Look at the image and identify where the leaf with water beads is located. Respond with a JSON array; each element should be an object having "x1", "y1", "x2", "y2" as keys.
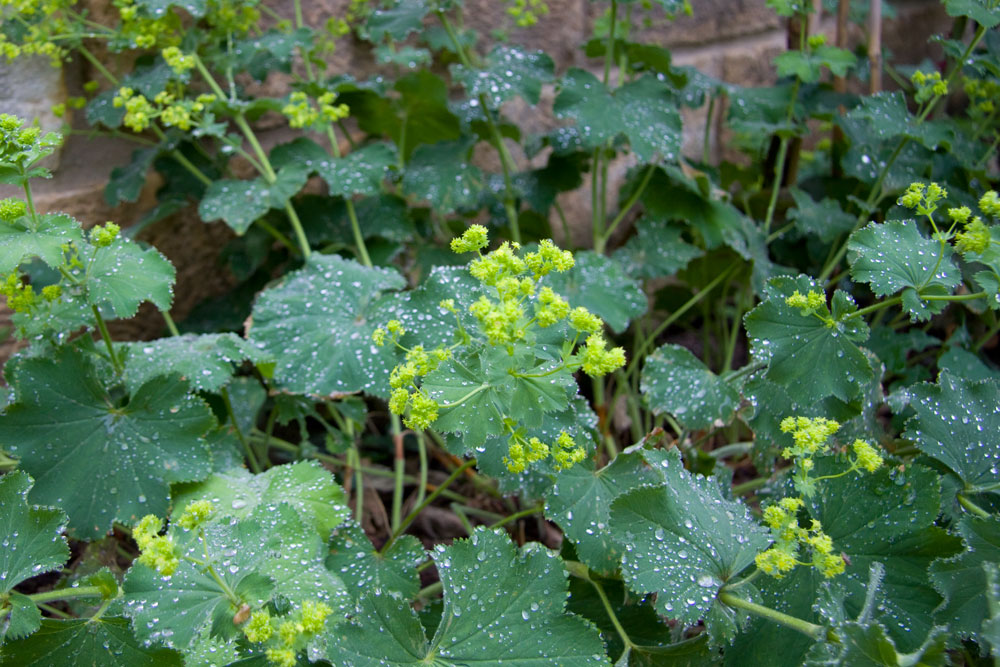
[
  {"x1": 744, "y1": 274, "x2": 872, "y2": 404},
  {"x1": 546, "y1": 450, "x2": 661, "y2": 574},
  {"x1": 325, "y1": 520, "x2": 424, "y2": 603},
  {"x1": 610, "y1": 449, "x2": 771, "y2": 630},
  {"x1": 944, "y1": 0, "x2": 1000, "y2": 28},
  {"x1": 246, "y1": 253, "x2": 406, "y2": 398},
  {"x1": 641, "y1": 343, "x2": 739, "y2": 431},
  {"x1": 77, "y1": 235, "x2": 176, "y2": 319},
  {"x1": 316, "y1": 143, "x2": 397, "y2": 198},
  {"x1": 930, "y1": 516, "x2": 1000, "y2": 641},
  {"x1": 401, "y1": 139, "x2": 483, "y2": 213},
  {"x1": 198, "y1": 165, "x2": 308, "y2": 235},
  {"x1": 170, "y1": 460, "x2": 350, "y2": 541},
  {"x1": 803, "y1": 622, "x2": 949, "y2": 667},
  {"x1": 124, "y1": 503, "x2": 349, "y2": 653},
  {"x1": 544, "y1": 251, "x2": 647, "y2": 334},
  {"x1": 847, "y1": 220, "x2": 960, "y2": 322},
  {"x1": 365, "y1": 0, "x2": 429, "y2": 41},
  {"x1": 787, "y1": 189, "x2": 856, "y2": 244},
  {"x1": 902, "y1": 373, "x2": 1000, "y2": 492},
  {"x1": 0, "y1": 617, "x2": 183, "y2": 666},
  {"x1": 0, "y1": 345, "x2": 215, "y2": 540},
  {"x1": 122, "y1": 333, "x2": 267, "y2": 394},
  {"x1": 0, "y1": 212, "x2": 83, "y2": 274},
  {"x1": 133, "y1": 0, "x2": 207, "y2": 18},
  {"x1": 326, "y1": 527, "x2": 608, "y2": 665},
  {"x1": 452, "y1": 46, "x2": 554, "y2": 108},
  {"x1": 613, "y1": 216, "x2": 704, "y2": 279},
  {"x1": 0, "y1": 472, "x2": 69, "y2": 622}
]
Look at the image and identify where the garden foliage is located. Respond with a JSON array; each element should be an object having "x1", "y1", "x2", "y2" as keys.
[{"x1": 0, "y1": 0, "x2": 999, "y2": 664}]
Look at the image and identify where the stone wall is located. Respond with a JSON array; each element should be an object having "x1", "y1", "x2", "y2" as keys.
[{"x1": 0, "y1": 0, "x2": 947, "y2": 356}]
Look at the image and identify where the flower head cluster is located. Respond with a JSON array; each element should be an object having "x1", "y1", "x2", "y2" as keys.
[
  {"x1": 578, "y1": 332, "x2": 626, "y2": 377},
  {"x1": 755, "y1": 497, "x2": 845, "y2": 579},
  {"x1": 964, "y1": 78, "x2": 1000, "y2": 118},
  {"x1": 374, "y1": 320, "x2": 451, "y2": 430},
  {"x1": 898, "y1": 181, "x2": 947, "y2": 216},
  {"x1": 851, "y1": 438, "x2": 884, "y2": 472},
  {"x1": 911, "y1": 70, "x2": 947, "y2": 104},
  {"x1": 133, "y1": 514, "x2": 180, "y2": 576},
  {"x1": 0, "y1": 113, "x2": 61, "y2": 167},
  {"x1": 176, "y1": 499, "x2": 214, "y2": 530},
  {"x1": 779, "y1": 415, "x2": 840, "y2": 460},
  {"x1": 952, "y1": 190, "x2": 998, "y2": 256},
  {"x1": 281, "y1": 91, "x2": 350, "y2": 129},
  {"x1": 162, "y1": 46, "x2": 195, "y2": 76},
  {"x1": 241, "y1": 600, "x2": 334, "y2": 667},
  {"x1": 0, "y1": 271, "x2": 61, "y2": 314},
  {"x1": 113, "y1": 87, "x2": 216, "y2": 133},
  {"x1": 503, "y1": 429, "x2": 585, "y2": 473},
  {"x1": 506, "y1": 0, "x2": 549, "y2": 27},
  {"x1": 90, "y1": 222, "x2": 121, "y2": 248},
  {"x1": 114, "y1": 0, "x2": 183, "y2": 49},
  {"x1": 785, "y1": 289, "x2": 824, "y2": 314},
  {"x1": 0, "y1": 198, "x2": 27, "y2": 223},
  {"x1": 0, "y1": 0, "x2": 76, "y2": 65}
]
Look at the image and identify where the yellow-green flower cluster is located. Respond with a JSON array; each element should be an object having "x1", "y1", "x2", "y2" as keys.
[
  {"x1": 911, "y1": 70, "x2": 947, "y2": 104},
  {"x1": 281, "y1": 91, "x2": 350, "y2": 129},
  {"x1": 375, "y1": 320, "x2": 450, "y2": 430},
  {"x1": 506, "y1": 0, "x2": 549, "y2": 27},
  {"x1": 113, "y1": 87, "x2": 216, "y2": 133},
  {"x1": 241, "y1": 600, "x2": 334, "y2": 667},
  {"x1": 851, "y1": 438, "x2": 883, "y2": 472},
  {"x1": 205, "y1": 0, "x2": 261, "y2": 36},
  {"x1": 536, "y1": 287, "x2": 570, "y2": 327},
  {"x1": 133, "y1": 514, "x2": 180, "y2": 576},
  {"x1": 90, "y1": 222, "x2": 120, "y2": 248},
  {"x1": 952, "y1": 190, "x2": 999, "y2": 256},
  {"x1": 755, "y1": 497, "x2": 845, "y2": 579},
  {"x1": 1, "y1": 273, "x2": 36, "y2": 314},
  {"x1": 113, "y1": 88, "x2": 155, "y2": 132},
  {"x1": 51, "y1": 96, "x2": 86, "y2": 119},
  {"x1": 503, "y1": 430, "x2": 584, "y2": 473},
  {"x1": 0, "y1": 0, "x2": 76, "y2": 66},
  {"x1": 0, "y1": 198, "x2": 26, "y2": 222},
  {"x1": 162, "y1": 46, "x2": 195, "y2": 76},
  {"x1": 779, "y1": 415, "x2": 840, "y2": 461},
  {"x1": 898, "y1": 181, "x2": 947, "y2": 216},
  {"x1": 964, "y1": 78, "x2": 1000, "y2": 117},
  {"x1": 578, "y1": 332, "x2": 626, "y2": 377},
  {"x1": 0, "y1": 113, "x2": 61, "y2": 166},
  {"x1": 114, "y1": 0, "x2": 183, "y2": 49},
  {"x1": 450, "y1": 224, "x2": 489, "y2": 253},
  {"x1": 784, "y1": 289, "x2": 824, "y2": 315},
  {"x1": 176, "y1": 499, "x2": 214, "y2": 530}
]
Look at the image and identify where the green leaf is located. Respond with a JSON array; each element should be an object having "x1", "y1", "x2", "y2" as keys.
[
  {"x1": 326, "y1": 520, "x2": 424, "y2": 602},
  {"x1": 930, "y1": 516, "x2": 1000, "y2": 640},
  {"x1": 366, "y1": 0, "x2": 429, "y2": 40},
  {"x1": 247, "y1": 253, "x2": 406, "y2": 397},
  {"x1": 401, "y1": 139, "x2": 483, "y2": 213},
  {"x1": 134, "y1": 0, "x2": 207, "y2": 17},
  {"x1": 610, "y1": 449, "x2": 771, "y2": 630},
  {"x1": 0, "y1": 617, "x2": 183, "y2": 666},
  {"x1": 806, "y1": 622, "x2": 949, "y2": 667},
  {"x1": 3, "y1": 592, "x2": 41, "y2": 641},
  {"x1": 452, "y1": 46, "x2": 554, "y2": 107},
  {"x1": 902, "y1": 373, "x2": 1000, "y2": 492},
  {"x1": 420, "y1": 351, "x2": 507, "y2": 449},
  {"x1": 317, "y1": 143, "x2": 396, "y2": 198},
  {"x1": 0, "y1": 212, "x2": 83, "y2": 274},
  {"x1": 81, "y1": 237, "x2": 175, "y2": 319},
  {"x1": 788, "y1": 189, "x2": 856, "y2": 243},
  {"x1": 613, "y1": 216, "x2": 703, "y2": 279},
  {"x1": 169, "y1": 460, "x2": 350, "y2": 541},
  {"x1": 122, "y1": 333, "x2": 266, "y2": 394},
  {"x1": 198, "y1": 178, "x2": 271, "y2": 234},
  {"x1": 0, "y1": 346, "x2": 215, "y2": 539},
  {"x1": 326, "y1": 528, "x2": 608, "y2": 665},
  {"x1": 983, "y1": 562, "x2": 1000, "y2": 653},
  {"x1": 641, "y1": 344, "x2": 739, "y2": 430},
  {"x1": 545, "y1": 451, "x2": 661, "y2": 573},
  {"x1": 544, "y1": 251, "x2": 647, "y2": 334},
  {"x1": 0, "y1": 471, "x2": 69, "y2": 596},
  {"x1": 774, "y1": 51, "x2": 821, "y2": 83},
  {"x1": 807, "y1": 463, "x2": 960, "y2": 651},
  {"x1": 124, "y1": 503, "x2": 348, "y2": 652},
  {"x1": 944, "y1": 0, "x2": 1000, "y2": 27},
  {"x1": 554, "y1": 70, "x2": 681, "y2": 161},
  {"x1": 847, "y1": 220, "x2": 959, "y2": 321},
  {"x1": 105, "y1": 148, "x2": 158, "y2": 206},
  {"x1": 744, "y1": 275, "x2": 872, "y2": 403}
]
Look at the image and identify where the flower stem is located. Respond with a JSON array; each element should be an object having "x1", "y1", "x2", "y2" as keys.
[
  {"x1": 718, "y1": 588, "x2": 834, "y2": 642},
  {"x1": 381, "y1": 458, "x2": 476, "y2": 554},
  {"x1": 91, "y1": 305, "x2": 123, "y2": 375},
  {"x1": 27, "y1": 585, "x2": 106, "y2": 605},
  {"x1": 957, "y1": 492, "x2": 991, "y2": 519}
]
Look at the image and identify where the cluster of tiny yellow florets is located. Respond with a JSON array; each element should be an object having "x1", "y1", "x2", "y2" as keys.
[
  {"x1": 952, "y1": 190, "x2": 999, "y2": 256},
  {"x1": 778, "y1": 415, "x2": 884, "y2": 499},
  {"x1": 113, "y1": 86, "x2": 217, "y2": 133},
  {"x1": 176, "y1": 499, "x2": 214, "y2": 530},
  {"x1": 0, "y1": 0, "x2": 77, "y2": 65},
  {"x1": 113, "y1": 0, "x2": 183, "y2": 49},
  {"x1": 90, "y1": 221, "x2": 121, "y2": 248},
  {"x1": 241, "y1": 600, "x2": 334, "y2": 667},
  {"x1": 964, "y1": 78, "x2": 1000, "y2": 118},
  {"x1": 0, "y1": 113, "x2": 61, "y2": 166},
  {"x1": 51, "y1": 96, "x2": 87, "y2": 119},
  {"x1": 162, "y1": 46, "x2": 195, "y2": 76},
  {"x1": 784, "y1": 289, "x2": 825, "y2": 314},
  {"x1": 911, "y1": 70, "x2": 948, "y2": 104},
  {"x1": 0, "y1": 198, "x2": 27, "y2": 223},
  {"x1": 374, "y1": 319, "x2": 451, "y2": 431},
  {"x1": 898, "y1": 181, "x2": 947, "y2": 217},
  {"x1": 506, "y1": 0, "x2": 549, "y2": 27},
  {"x1": 503, "y1": 430, "x2": 585, "y2": 473},
  {"x1": 281, "y1": 91, "x2": 350, "y2": 130},
  {"x1": 0, "y1": 272, "x2": 61, "y2": 314},
  {"x1": 133, "y1": 514, "x2": 180, "y2": 576},
  {"x1": 755, "y1": 497, "x2": 846, "y2": 579}
]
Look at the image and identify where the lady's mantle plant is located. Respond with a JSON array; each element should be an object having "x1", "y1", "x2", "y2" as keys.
[{"x1": 0, "y1": 0, "x2": 999, "y2": 665}]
